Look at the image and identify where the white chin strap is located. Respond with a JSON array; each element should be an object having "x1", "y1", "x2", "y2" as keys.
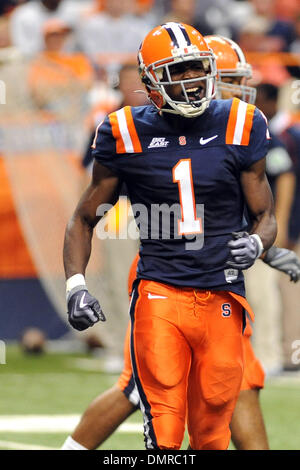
[{"x1": 168, "y1": 100, "x2": 210, "y2": 118}]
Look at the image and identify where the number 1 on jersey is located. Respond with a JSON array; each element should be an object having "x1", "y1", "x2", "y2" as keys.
[{"x1": 173, "y1": 159, "x2": 202, "y2": 235}]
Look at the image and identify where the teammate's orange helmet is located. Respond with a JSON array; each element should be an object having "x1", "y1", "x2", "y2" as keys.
[
  {"x1": 204, "y1": 35, "x2": 256, "y2": 104},
  {"x1": 138, "y1": 22, "x2": 217, "y2": 118}
]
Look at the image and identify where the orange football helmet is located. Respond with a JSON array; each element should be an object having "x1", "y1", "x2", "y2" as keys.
[
  {"x1": 138, "y1": 22, "x2": 217, "y2": 118},
  {"x1": 204, "y1": 35, "x2": 256, "y2": 104}
]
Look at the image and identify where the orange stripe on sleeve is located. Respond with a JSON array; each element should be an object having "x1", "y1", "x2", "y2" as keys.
[
  {"x1": 109, "y1": 111, "x2": 126, "y2": 154},
  {"x1": 241, "y1": 104, "x2": 255, "y2": 146},
  {"x1": 123, "y1": 106, "x2": 142, "y2": 153},
  {"x1": 91, "y1": 120, "x2": 103, "y2": 149},
  {"x1": 225, "y1": 98, "x2": 240, "y2": 145}
]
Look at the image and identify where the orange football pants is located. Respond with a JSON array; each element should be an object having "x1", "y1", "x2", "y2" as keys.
[
  {"x1": 120, "y1": 253, "x2": 264, "y2": 394},
  {"x1": 118, "y1": 317, "x2": 265, "y2": 399},
  {"x1": 240, "y1": 320, "x2": 265, "y2": 390},
  {"x1": 128, "y1": 279, "x2": 245, "y2": 450}
]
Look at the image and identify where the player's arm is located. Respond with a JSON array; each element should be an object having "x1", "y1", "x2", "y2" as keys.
[
  {"x1": 227, "y1": 158, "x2": 277, "y2": 270},
  {"x1": 241, "y1": 157, "x2": 277, "y2": 248},
  {"x1": 63, "y1": 161, "x2": 121, "y2": 330}
]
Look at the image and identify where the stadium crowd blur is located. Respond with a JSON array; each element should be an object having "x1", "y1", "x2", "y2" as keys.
[{"x1": 0, "y1": 0, "x2": 299, "y2": 373}]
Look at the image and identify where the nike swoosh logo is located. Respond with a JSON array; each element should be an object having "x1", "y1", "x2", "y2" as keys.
[
  {"x1": 79, "y1": 292, "x2": 88, "y2": 308},
  {"x1": 199, "y1": 135, "x2": 218, "y2": 145},
  {"x1": 147, "y1": 293, "x2": 167, "y2": 300}
]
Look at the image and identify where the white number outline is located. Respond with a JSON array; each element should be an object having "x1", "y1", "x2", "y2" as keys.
[{"x1": 173, "y1": 159, "x2": 203, "y2": 236}]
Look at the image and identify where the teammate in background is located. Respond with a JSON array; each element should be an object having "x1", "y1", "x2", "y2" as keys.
[
  {"x1": 255, "y1": 83, "x2": 300, "y2": 250},
  {"x1": 246, "y1": 83, "x2": 296, "y2": 375},
  {"x1": 62, "y1": 33, "x2": 300, "y2": 451},
  {"x1": 255, "y1": 82, "x2": 300, "y2": 372},
  {"x1": 63, "y1": 22, "x2": 277, "y2": 450}
]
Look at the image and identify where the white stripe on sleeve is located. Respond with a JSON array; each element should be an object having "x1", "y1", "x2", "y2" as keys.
[
  {"x1": 233, "y1": 100, "x2": 248, "y2": 145},
  {"x1": 116, "y1": 108, "x2": 134, "y2": 153}
]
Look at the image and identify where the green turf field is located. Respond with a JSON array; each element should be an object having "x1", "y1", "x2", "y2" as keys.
[{"x1": 0, "y1": 345, "x2": 299, "y2": 450}]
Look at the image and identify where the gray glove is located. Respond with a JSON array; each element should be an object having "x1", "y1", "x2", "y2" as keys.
[
  {"x1": 227, "y1": 231, "x2": 261, "y2": 270},
  {"x1": 263, "y1": 246, "x2": 300, "y2": 283},
  {"x1": 67, "y1": 286, "x2": 106, "y2": 331}
]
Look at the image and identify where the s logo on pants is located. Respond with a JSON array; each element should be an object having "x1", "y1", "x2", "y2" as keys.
[{"x1": 221, "y1": 303, "x2": 231, "y2": 317}]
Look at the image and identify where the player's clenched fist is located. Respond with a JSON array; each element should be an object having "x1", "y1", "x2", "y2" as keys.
[
  {"x1": 66, "y1": 276, "x2": 106, "y2": 331},
  {"x1": 263, "y1": 246, "x2": 300, "y2": 283},
  {"x1": 227, "y1": 231, "x2": 264, "y2": 270}
]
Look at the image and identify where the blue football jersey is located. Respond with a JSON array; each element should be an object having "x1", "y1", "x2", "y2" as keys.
[{"x1": 92, "y1": 98, "x2": 270, "y2": 296}]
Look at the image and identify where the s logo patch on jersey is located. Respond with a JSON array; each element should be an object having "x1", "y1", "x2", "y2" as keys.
[
  {"x1": 222, "y1": 303, "x2": 231, "y2": 317},
  {"x1": 179, "y1": 136, "x2": 186, "y2": 146}
]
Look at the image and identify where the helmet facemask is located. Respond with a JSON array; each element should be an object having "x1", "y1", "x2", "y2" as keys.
[
  {"x1": 139, "y1": 48, "x2": 217, "y2": 118},
  {"x1": 215, "y1": 56, "x2": 256, "y2": 104}
]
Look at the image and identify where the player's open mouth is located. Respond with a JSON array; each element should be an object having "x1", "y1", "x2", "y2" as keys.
[{"x1": 185, "y1": 86, "x2": 205, "y2": 101}]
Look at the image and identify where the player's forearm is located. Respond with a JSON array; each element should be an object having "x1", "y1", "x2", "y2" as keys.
[
  {"x1": 63, "y1": 213, "x2": 94, "y2": 279},
  {"x1": 64, "y1": 200, "x2": 107, "y2": 331},
  {"x1": 63, "y1": 161, "x2": 120, "y2": 280},
  {"x1": 249, "y1": 210, "x2": 277, "y2": 252},
  {"x1": 241, "y1": 159, "x2": 277, "y2": 252}
]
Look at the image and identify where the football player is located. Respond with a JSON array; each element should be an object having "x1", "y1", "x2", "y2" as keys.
[
  {"x1": 63, "y1": 23, "x2": 278, "y2": 450},
  {"x1": 62, "y1": 31, "x2": 300, "y2": 451}
]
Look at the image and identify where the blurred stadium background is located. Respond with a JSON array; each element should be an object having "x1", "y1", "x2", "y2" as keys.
[{"x1": 0, "y1": 0, "x2": 299, "y2": 450}]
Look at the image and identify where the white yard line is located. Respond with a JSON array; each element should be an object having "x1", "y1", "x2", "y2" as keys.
[
  {"x1": 0, "y1": 440, "x2": 56, "y2": 450},
  {"x1": 0, "y1": 415, "x2": 143, "y2": 433}
]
